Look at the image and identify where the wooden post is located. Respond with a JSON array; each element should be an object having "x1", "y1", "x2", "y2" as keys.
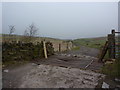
[
  {"x1": 112, "y1": 30, "x2": 115, "y2": 59},
  {"x1": 43, "y1": 40, "x2": 48, "y2": 59},
  {"x1": 59, "y1": 43, "x2": 61, "y2": 52},
  {"x1": 66, "y1": 42, "x2": 69, "y2": 50},
  {"x1": 108, "y1": 34, "x2": 112, "y2": 58},
  {"x1": 112, "y1": 29, "x2": 115, "y2": 35},
  {"x1": 118, "y1": 33, "x2": 120, "y2": 59},
  {"x1": 71, "y1": 41, "x2": 73, "y2": 48},
  {"x1": 98, "y1": 41, "x2": 109, "y2": 62},
  {"x1": 108, "y1": 33, "x2": 115, "y2": 59},
  {"x1": 115, "y1": 31, "x2": 120, "y2": 59}
]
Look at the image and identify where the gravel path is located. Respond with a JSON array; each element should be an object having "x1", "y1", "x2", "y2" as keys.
[
  {"x1": 3, "y1": 63, "x2": 36, "y2": 88},
  {"x1": 19, "y1": 64, "x2": 105, "y2": 88}
]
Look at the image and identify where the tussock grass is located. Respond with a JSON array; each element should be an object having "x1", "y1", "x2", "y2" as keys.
[
  {"x1": 101, "y1": 59, "x2": 120, "y2": 78},
  {"x1": 71, "y1": 46, "x2": 80, "y2": 51}
]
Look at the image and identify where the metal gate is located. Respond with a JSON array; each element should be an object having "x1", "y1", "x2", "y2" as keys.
[
  {"x1": 99, "y1": 30, "x2": 120, "y2": 62},
  {"x1": 115, "y1": 31, "x2": 120, "y2": 59}
]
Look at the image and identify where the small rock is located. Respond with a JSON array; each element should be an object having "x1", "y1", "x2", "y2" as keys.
[
  {"x1": 82, "y1": 81, "x2": 85, "y2": 84},
  {"x1": 4, "y1": 69, "x2": 9, "y2": 73},
  {"x1": 115, "y1": 78, "x2": 120, "y2": 82},
  {"x1": 63, "y1": 54, "x2": 67, "y2": 56},
  {"x1": 105, "y1": 61, "x2": 113, "y2": 64},
  {"x1": 73, "y1": 55, "x2": 77, "y2": 57},
  {"x1": 2, "y1": 65, "x2": 5, "y2": 68},
  {"x1": 114, "y1": 88, "x2": 119, "y2": 90},
  {"x1": 116, "y1": 85, "x2": 120, "y2": 88},
  {"x1": 32, "y1": 63, "x2": 37, "y2": 66},
  {"x1": 112, "y1": 59, "x2": 116, "y2": 62},
  {"x1": 60, "y1": 54, "x2": 64, "y2": 56},
  {"x1": 102, "y1": 82, "x2": 109, "y2": 88},
  {"x1": 83, "y1": 55, "x2": 86, "y2": 58},
  {"x1": 67, "y1": 54, "x2": 71, "y2": 57},
  {"x1": 78, "y1": 58, "x2": 82, "y2": 59}
]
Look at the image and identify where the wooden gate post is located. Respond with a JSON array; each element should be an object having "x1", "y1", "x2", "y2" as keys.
[
  {"x1": 108, "y1": 30, "x2": 115, "y2": 59},
  {"x1": 43, "y1": 40, "x2": 48, "y2": 59},
  {"x1": 108, "y1": 34, "x2": 112, "y2": 59},
  {"x1": 111, "y1": 30, "x2": 115, "y2": 59}
]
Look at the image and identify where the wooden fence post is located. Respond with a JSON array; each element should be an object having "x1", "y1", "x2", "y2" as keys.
[
  {"x1": 108, "y1": 34, "x2": 115, "y2": 59},
  {"x1": 66, "y1": 42, "x2": 69, "y2": 50},
  {"x1": 59, "y1": 43, "x2": 61, "y2": 52},
  {"x1": 43, "y1": 40, "x2": 48, "y2": 59}
]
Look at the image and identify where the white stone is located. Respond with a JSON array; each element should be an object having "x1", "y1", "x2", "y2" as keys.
[
  {"x1": 102, "y1": 82, "x2": 109, "y2": 88},
  {"x1": 4, "y1": 69, "x2": 9, "y2": 73},
  {"x1": 31, "y1": 63, "x2": 37, "y2": 66},
  {"x1": 115, "y1": 78, "x2": 120, "y2": 82},
  {"x1": 67, "y1": 54, "x2": 71, "y2": 57}
]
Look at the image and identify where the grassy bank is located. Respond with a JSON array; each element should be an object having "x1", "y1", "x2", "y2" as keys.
[
  {"x1": 101, "y1": 59, "x2": 120, "y2": 78},
  {"x1": 3, "y1": 60, "x2": 29, "y2": 68}
]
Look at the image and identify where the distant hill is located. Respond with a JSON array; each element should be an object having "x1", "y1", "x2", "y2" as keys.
[{"x1": 2, "y1": 34, "x2": 65, "y2": 43}]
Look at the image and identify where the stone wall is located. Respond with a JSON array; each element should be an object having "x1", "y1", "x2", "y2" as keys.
[{"x1": 2, "y1": 41, "x2": 54, "y2": 62}]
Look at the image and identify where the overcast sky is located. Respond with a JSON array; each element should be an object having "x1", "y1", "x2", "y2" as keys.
[{"x1": 2, "y1": 2, "x2": 118, "y2": 39}]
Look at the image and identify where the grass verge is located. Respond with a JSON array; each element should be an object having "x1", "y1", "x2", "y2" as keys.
[
  {"x1": 2, "y1": 60, "x2": 30, "y2": 68},
  {"x1": 101, "y1": 59, "x2": 120, "y2": 78},
  {"x1": 71, "y1": 46, "x2": 80, "y2": 51}
]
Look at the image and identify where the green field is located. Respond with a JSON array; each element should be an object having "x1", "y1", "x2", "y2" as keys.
[
  {"x1": 73, "y1": 37, "x2": 107, "y2": 49},
  {"x1": 73, "y1": 37, "x2": 110, "y2": 59}
]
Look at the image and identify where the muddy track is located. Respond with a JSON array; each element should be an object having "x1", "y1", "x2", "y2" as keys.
[
  {"x1": 35, "y1": 46, "x2": 103, "y2": 71},
  {"x1": 66, "y1": 46, "x2": 100, "y2": 57},
  {"x1": 19, "y1": 64, "x2": 105, "y2": 88},
  {"x1": 2, "y1": 46, "x2": 104, "y2": 88}
]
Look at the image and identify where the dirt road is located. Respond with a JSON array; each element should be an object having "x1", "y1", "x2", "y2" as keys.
[
  {"x1": 2, "y1": 46, "x2": 104, "y2": 88},
  {"x1": 67, "y1": 46, "x2": 99, "y2": 57},
  {"x1": 3, "y1": 63, "x2": 36, "y2": 88},
  {"x1": 35, "y1": 46, "x2": 103, "y2": 71},
  {"x1": 20, "y1": 64, "x2": 104, "y2": 88}
]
